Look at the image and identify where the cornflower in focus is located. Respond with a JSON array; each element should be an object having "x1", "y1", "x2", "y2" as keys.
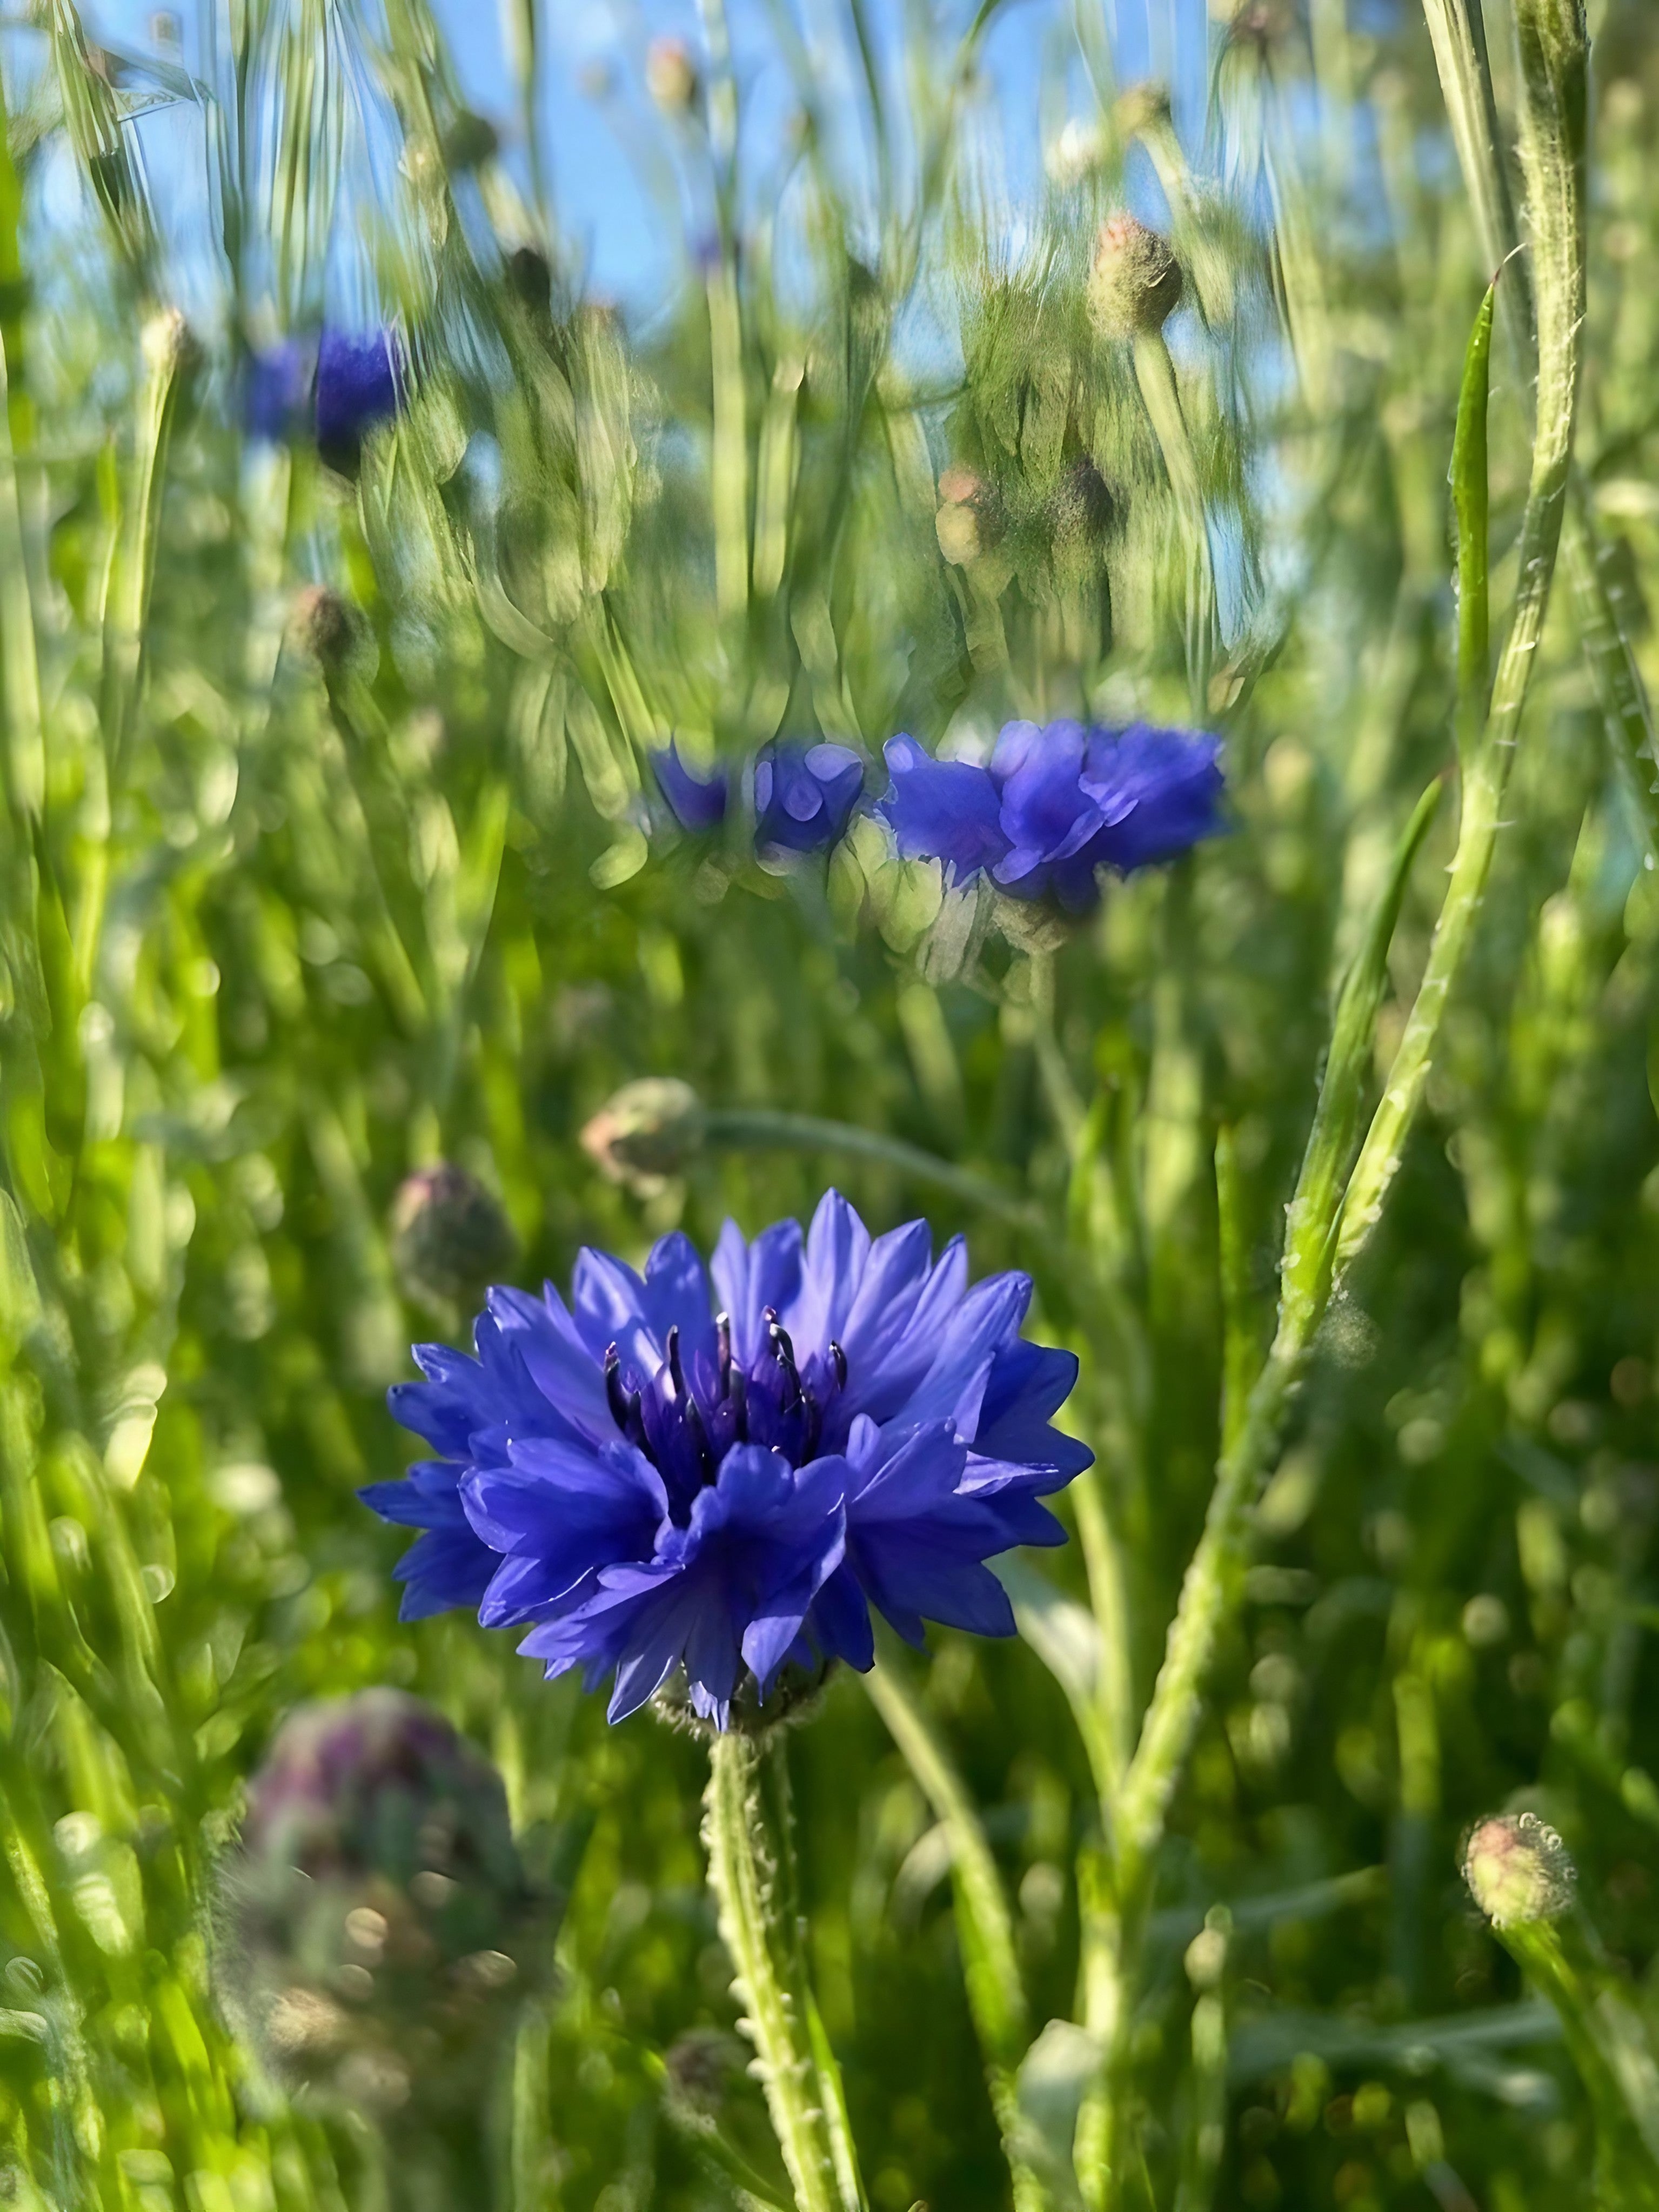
[
  {"x1": 363, "y1": 1194, "x2": 1090, "y2": 1726},
  {"x1": 879, "y1": 719, "x2": 1223, "y2": 913}
]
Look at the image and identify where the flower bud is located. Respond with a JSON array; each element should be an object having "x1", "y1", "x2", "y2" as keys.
[
  {"x1": 935, "y1": 466, "x2": 1004, "y2": 568},
  {"x1": 389, "y1": 1164, "x2": 517, "y2": 1313},
  {"x1": 217, "y1": 1691, "x2": 543, "y2": 2114},
  {"x1": 663, "y1": 2027, "x2": 746, "y2": 2119},
  {"x1": 580, "y1": 1078, "x2": 704, "y2": 1193},
  {"x1": 645, "y1": 36, "x2": 700, "y2": 113},
  {"x1": 1113, "y1": 81, "x2": 1172, "y2": 140},
  {"x1": 441, "y1": 110, "x2": 499, "y2": 173},
  {"x1": 1047, "y1": 457, "x2": 1115, "y2": 555},
  {"x1": 142, "y1": 305, "x2": 202, "y2": 382},
  {"x1": 1462, "y1": 1812, "x2": 1576, "y2": 1928},
  {"x1": 291, "y1": 584, "x2": 360, "y2": 672},
  {"x1": 1088, "y1": 214, "x2": 1183, "y2": 340}
]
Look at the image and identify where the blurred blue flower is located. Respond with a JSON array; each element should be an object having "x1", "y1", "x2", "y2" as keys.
[
  {"x1": 364, "y1": 1194, "x2": 1090, "y2": 1726},
  {"x1": 753, "y1": 741, "x2": 865, "y2": 855},
  {"x1": 315, "y1": 329, "x2": 406, "y2": 459},
  {"x1": 245, "y1": 340, "x2": 312, "y2": 444},
  {"x1": 878, "y1": 719, "x2": 1223, "y2": 913},
  {"x1": 653, "y1": 740, "x2": 730, "y2": 832}
]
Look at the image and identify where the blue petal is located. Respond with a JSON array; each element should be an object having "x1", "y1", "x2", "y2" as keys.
[
  {"x1": 315, "y1": 329, "x2": 404, "y2": 453},
  {"x1": 653, "y1": 740, "x2": 730, "y2": 832},
  {"x1": 1080, "y1": 726, "x2": 1224, "y2": 872},
  {"x1": 712, "y1": 1216, "x2": 804, "y2": 1366},
  {"x1": 643, "y1": 1232, "x2": 717, "y2": 1362},
  {"x1": 875, "y1": 736, "x2": 1008, "y2": 883},
  {"x1": 787, "y1": 1190, "x2": 872, "y2": 1358},
  {"x1": 889, "y1": 1271, "x2": 1033, "y2": 1432}
]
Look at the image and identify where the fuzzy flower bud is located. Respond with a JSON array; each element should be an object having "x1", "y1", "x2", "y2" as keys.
[
  {"x1": 1088, "y1": 214, "x2": 1183, "y2": 340},
  {"x1": 580, "y1": 1077, "x2": 705, "y2": 1192},
  {"x1": 389, "y1": 1164, "x2": 517, "y2": 1313},
  {"x1": 217, "y1": 1691, "x2": 542, "y2": 2113},
  {"x1": 645, "y1": 36, "x2": 700, "y2": 113},
  {"x1": 1463, "y1": 1812, "x2": 1576, "y2": 1928}
]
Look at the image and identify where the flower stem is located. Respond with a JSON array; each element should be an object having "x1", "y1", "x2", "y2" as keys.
[
  {"x1": 697, "y1": 1108, "x2": 1040, "y2": 1228},
  {"x1": 703, "y1": 1731, "x2": 854, "y2": 2212}
]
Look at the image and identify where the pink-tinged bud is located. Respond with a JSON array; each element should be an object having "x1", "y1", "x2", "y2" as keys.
[
  {"x1": 935, "y1": 467, "x2": 1004, "y2": 567},
  {"x1": 645, "y1": 36, "x2": 699, "y2": 113},
  {"x1": 1088, "y1": 214, "x2": 1183, "y2": 339},
  {"x1": 1462, "y1": 1812, "x2": 1576, "y2": 1928},
  {"x1": 580, "y1": 1077, "x2": 704, "y2": 1192}
]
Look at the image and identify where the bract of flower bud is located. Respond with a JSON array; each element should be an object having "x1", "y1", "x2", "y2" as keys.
[
  {"x1": 645, "y1": 36, "x2": 700, "y2": 113},
  {"x1": 441, "y1": 110, "x2": 499, "y2": 172},
  {"x1": 1462, "y1": 1811, "x2": 1576, "y2": 1928},
  {"x1": 580, "y1": 1076, "x2": 705, "y2": 1192},
  {"x1": 1088, "y1": 214, "x2": 1184, "y2": 340},
  {"x1": 217, "y1": 1691, "x2": 543, "y2": 2113},
  {"x1": 389, "y1": 1164, "x2": 517, "y2": 1313}
]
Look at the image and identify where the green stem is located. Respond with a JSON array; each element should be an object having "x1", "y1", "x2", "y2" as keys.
[
  {"x1": 697, "y1": 1110, "x2": 1040, "y2": 1228},
  {"x1": 862, "y1": 1647, "x2": 1044, "y2": 2212},
  {"x1": 1495, "y1": 1916, "x2": 1659, "y2": 2204},
  {"x1": 703, "y1": 1732, "x2": 851, "y2": 2212}
]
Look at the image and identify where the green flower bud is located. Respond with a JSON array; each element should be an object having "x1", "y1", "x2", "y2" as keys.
[
  {"x1": 389, "y1": 1164, "x2": 517, "y2": 1314},
  {"x1": 1088, "y1": 214, "x2": 1184, "y2": 340},
  {"x1": 217, "y1": 1691, "x2": 544, "y2": 2115},
  {"x1": 1462, "y1": 1812, "x2": 1576, "y2": 1928},
  {"x1": 580, "y1": 1077, "x2": 705, "y2": 1194},
  {"x1": 935, "y1": 466, "x2": 1005, "y2": 568}
]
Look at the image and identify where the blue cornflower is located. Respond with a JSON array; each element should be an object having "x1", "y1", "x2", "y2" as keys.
[
  {"x1": 753, "y1": 741, "x2": 865, "y2": 856},
  {"x1": 315, "y1": 329, "x2": 406, "y2": 462},
  {"x1": 363, "y1": 1193, "x2": 1092, "y2": 1727},
  {"x1": 653, "y1": 740, "x2": 731, "y2": 832},
  {"x1": 245, "y1": 339, "x2": 312, "y2": 444},
  {"x1": 879, "y1": 719, "x2": 1223, "y2": 913}
]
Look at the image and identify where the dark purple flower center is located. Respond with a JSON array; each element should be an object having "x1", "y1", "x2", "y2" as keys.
[{"x1": 603, "y1": 1308, "x2": 848, "y2": 1523}]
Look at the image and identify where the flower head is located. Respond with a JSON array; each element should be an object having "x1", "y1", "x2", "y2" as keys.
[
  {"x1": 878, "y1": 720, "x2": 1222, "y2": 915},
  {"x1": 753, "y1": 741, "x2": 865, "y2": 856},
  {"x1": 364, "y1": 1194, "x2": 1091, "y2": 1727},
  {"x1": 316, "y1": 329, "x2": 406, "y2": 466},
  {"x1": 1088, "y1": 214, "x2": 1183, "y2": 339},
  {"x1": 653, "y1": 740, "x2": 731, "y2": 832}
]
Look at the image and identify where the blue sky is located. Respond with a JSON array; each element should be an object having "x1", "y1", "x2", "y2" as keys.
[{"x1": 71, "y1": 0, "x2": 1222, "y2": 320}]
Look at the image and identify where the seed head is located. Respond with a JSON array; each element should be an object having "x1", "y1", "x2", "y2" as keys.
[
  {"x1": 1088, "y1": 214, "x2": 1183, "y2": 339},
  {"x1": 580, "y1": 1077, "x2": 704, "y2": 1193},
  {"x1": 1462, "y1": 1812, "x2": 1576, "y2": 1928}
]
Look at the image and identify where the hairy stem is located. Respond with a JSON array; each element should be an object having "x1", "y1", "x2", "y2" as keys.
[{"x1": 703, "y1": 1732, "x2": 849, "y2": 2212}]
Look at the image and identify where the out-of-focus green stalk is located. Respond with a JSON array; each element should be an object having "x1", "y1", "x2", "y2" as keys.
[
  {"x1": 703, "y1": 1732, "x2": 857, "y2": 2212},
  {"x1": 1420, "y1": 0, "x2": 1659, "y2": 860},
  {"x1": 864, "y1": 1646, "x2": 1043, "y2": 2212},
  {"x1": 1337, "y1": 0, "x2": 1585, "y2": 1276}
]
